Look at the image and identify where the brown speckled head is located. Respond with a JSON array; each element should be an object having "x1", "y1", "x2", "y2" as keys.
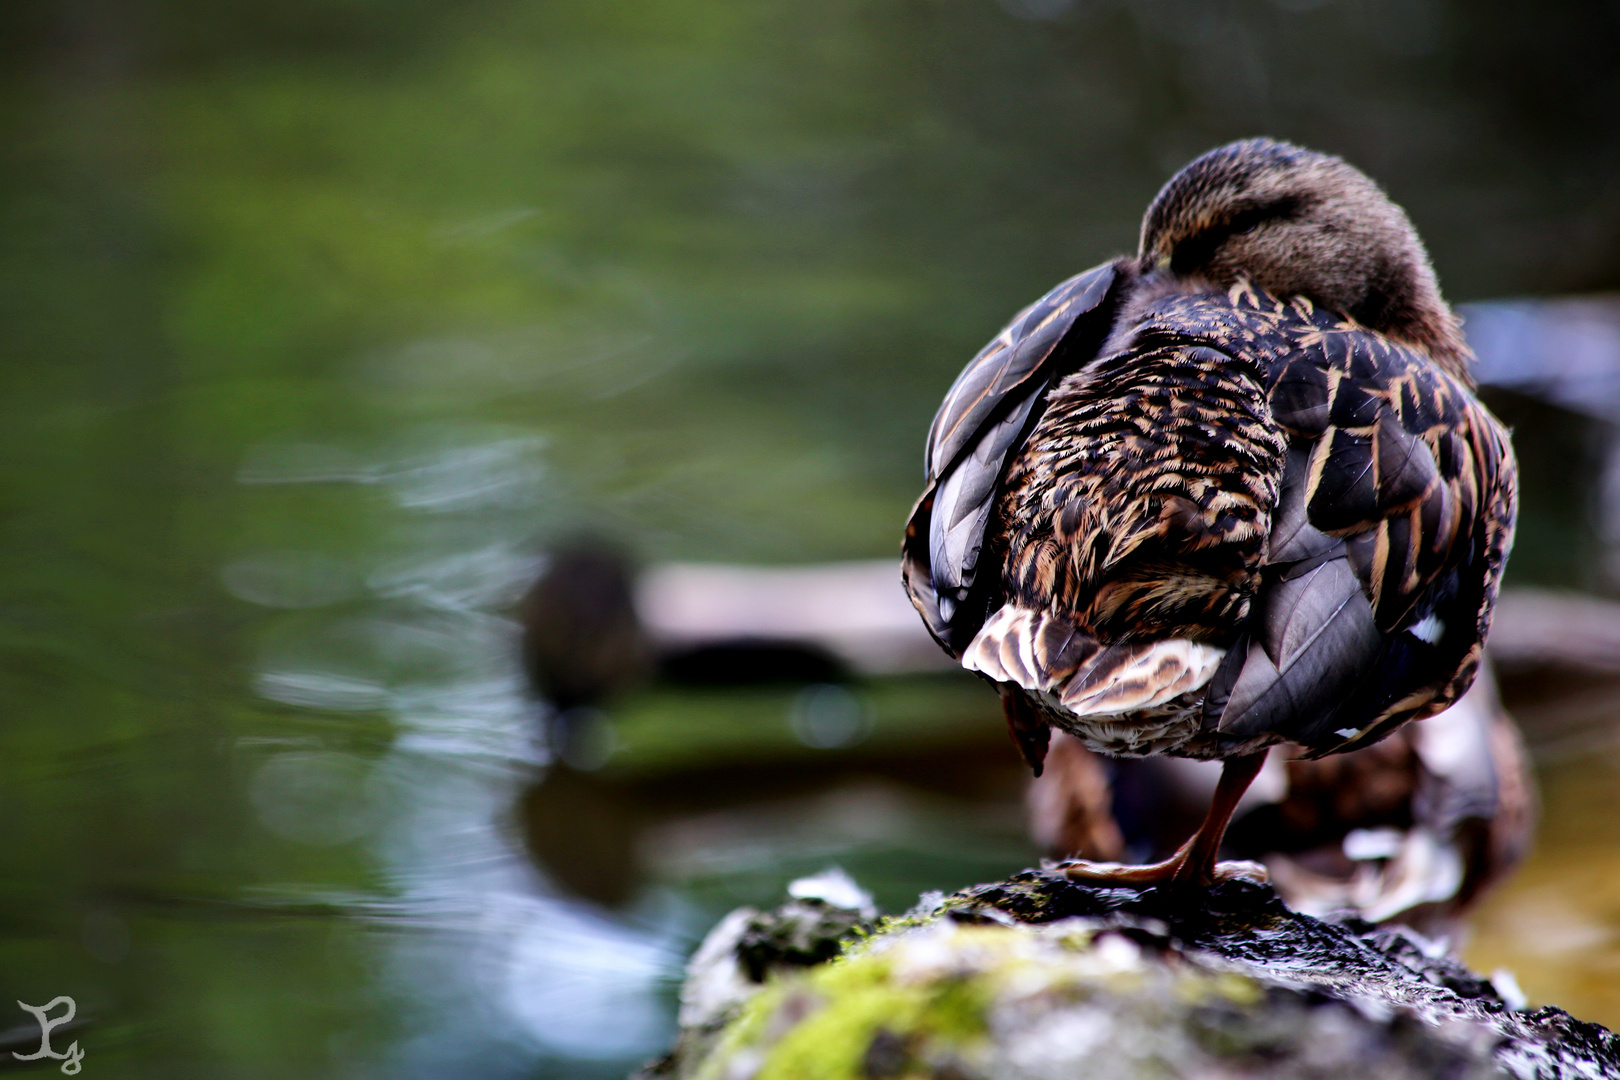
[{"x1": 1139, "y1": 138, "x2": 1470, "y2": 377}]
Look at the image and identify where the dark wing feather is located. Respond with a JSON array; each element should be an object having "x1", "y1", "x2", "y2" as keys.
[
  {"x1": 923, "y1": 262, "x2": 1120, "y2": 478},
  {"x1": 1206, "y1": 323, "x2": 1516, "y2": 756},
  {"x1": 903, "y1": 261, "x2": 1123, "y2": 654}
]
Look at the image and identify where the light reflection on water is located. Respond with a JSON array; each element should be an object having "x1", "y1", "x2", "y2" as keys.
[
  {"x1": 222, "y1": 420, "x2": 1051, "y2": 1073},
  {"x1": 366, "y1": 751, "x2": 689, "y2": 1071},
  {"x1": 233, "y1": 428, "x2": 692, "y2": 1074}
]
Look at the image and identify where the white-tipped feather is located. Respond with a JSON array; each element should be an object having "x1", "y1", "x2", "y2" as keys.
[
  {"x1": 963, "y1": 603, "x2": 1224, "y2": 715},
  {"x1": 1059, "y1": 639, "x2": 1225, "y2": 715},
  {"x1": 964, "y1": 605, "x2": 1057, "y2": 690}
]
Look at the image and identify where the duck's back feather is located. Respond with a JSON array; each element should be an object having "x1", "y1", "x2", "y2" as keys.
[{"x1": 1198, "y1": 296, "x2": 1516, "y2": 756}]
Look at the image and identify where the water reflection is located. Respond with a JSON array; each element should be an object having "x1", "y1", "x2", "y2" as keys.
[
  {"x1": 369, "y1": 752, "x2": 689, "y2": 1072},
  {"x1": 223, "y1": 552, "x2": 361, "y2": 610},
  {"x1": 233, "y1": 430, "x2": 696, "y2": 1074},
  {"x1": 250, "y1": 751, "x2": 385, "y2": 846}
]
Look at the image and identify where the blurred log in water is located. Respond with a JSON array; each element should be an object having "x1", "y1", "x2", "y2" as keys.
[
  {"x1": 635, "y1": 559, "x2": 949, "y2": 677},
  {"x1": 1464, "y1": 296, "x2": 1620, "y2": 424},
  {"x1": 1464, "y1": 295, "x2": 1620, "y2": 589}
]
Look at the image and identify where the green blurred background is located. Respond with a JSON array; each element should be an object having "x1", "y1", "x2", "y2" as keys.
[{"x1": 3, "y1": 0, "x2": 1620, "y2": 1076}]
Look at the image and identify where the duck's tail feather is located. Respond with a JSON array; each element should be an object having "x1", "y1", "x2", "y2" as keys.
[{"x1": 964, "y1": 603, "x2": 1225, "y2": 716}]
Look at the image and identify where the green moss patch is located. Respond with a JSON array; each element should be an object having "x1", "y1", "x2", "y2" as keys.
[{"x1": 698, "y1": 939, "x2": 991, "y2": 1080}]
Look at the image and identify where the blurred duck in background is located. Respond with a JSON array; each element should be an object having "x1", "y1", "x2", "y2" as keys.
[
  {"x1": 519, "y1": 536, "x2": 653, "y2": 765},
  {"x1": 515, "y1": 539, "x2": 1069, "y2": 911},
  {"x1": 1029, "y1": 660, "x2": 1536, "y2": 937},
  {"x1": 515, "y1": 538, "x2": 652, "y2": 905}
]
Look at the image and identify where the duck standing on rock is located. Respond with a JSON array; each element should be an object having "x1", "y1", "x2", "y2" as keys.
[{"x1": 902, "y1": 138, "x2": 1518, "y2": 889}]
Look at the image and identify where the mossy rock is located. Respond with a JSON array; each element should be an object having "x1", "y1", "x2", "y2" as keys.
[{"x1": 642, "y1": 868, "x2": 1620, "y2": 1080}]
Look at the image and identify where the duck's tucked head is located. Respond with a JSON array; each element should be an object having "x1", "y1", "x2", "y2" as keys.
[{"x1": 1139, "y1": 138, "x2": 1469, "y2": 374}]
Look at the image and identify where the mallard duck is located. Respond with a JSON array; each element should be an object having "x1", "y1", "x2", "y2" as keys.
[
  {"x1": 520, "y1": 537, "x2": 649, "y2": 718},
  {"x1": 902, "y1": 138, "x2": 1518, "y2": 888},
  {"x1": 1029, "y1": 661, "x2": 1535, "y2": 930}
]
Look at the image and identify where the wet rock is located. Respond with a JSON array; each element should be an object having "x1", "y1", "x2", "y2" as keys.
[
  {"x1": 640, "y1": 867, "x2": 1620, "y2": 1079},
  {"x1": 641, "y1": 869, "x2": 880, "y2": 1075}
]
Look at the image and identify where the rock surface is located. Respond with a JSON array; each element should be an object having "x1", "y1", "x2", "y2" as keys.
[{"x1": 640, "y1": 868, "x2": 1620, "y2": 1080}]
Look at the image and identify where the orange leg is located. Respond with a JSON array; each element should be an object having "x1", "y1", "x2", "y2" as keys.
[{"x1": 1059, "y1": 751, "x2": 1268, "y2": 889}]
